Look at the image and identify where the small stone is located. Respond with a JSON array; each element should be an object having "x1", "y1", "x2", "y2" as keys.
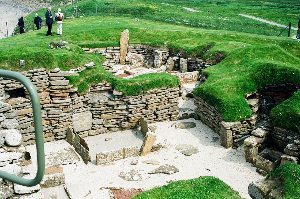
[
  {"x1": 105, "y1": 138, "x2": 112, "y2": 141},
  {"x1": 142, "y1": 160, "x2": 160, "y2": 165},
  {"x1": 175, "y1": 144, "x2": 199, "y2": 156},
  {"x1": 149, "y1": 164, "x2": 179, "y2": 175},
  {"x1": 119, "y1": 170, "x2": 142, "y2": 181},
  {"x1": 5, "y1": 129, "x2": 22, "y2": 146},
  {"x1": 175, "y1": 122, "x2": 196, "y2": 129},
  {"x1": 2, "y1": 119, "x2": 19, "y2": 129},
  {"x1": 130, "y1": 159, "x2": 138, "y2": 165},
  {"x1": 84, "y1": 62, "x2": 95, "y2": 68},
  {"x1": 14, "y1": 179, "x2": 41, "y2": 194},
  {"x1": 252, "y1": 128, "x2": 268, "y2": 138}
]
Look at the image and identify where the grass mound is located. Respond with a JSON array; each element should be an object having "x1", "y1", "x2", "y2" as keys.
[
  {"x1": 134, "y1": 176, "x2": 241, "y2": 199},
  {"x1": 268, "y1": 163, "x2": 300, "y2": 199},
  {"x1": 2, "y1": 0, "x2": 300, "y2": 131}
]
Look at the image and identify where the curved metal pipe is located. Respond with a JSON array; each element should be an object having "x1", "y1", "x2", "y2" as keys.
[{"x1": 0, "y1": 69, "x2": 45, "y2": 186}]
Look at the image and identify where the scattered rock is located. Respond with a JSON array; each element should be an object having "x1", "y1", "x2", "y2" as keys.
[
  {"x1": 5, "y1": 129, "x2": 22, "y2": 146},
  {"x1": 175, "y1": 122, "x2": 196, "y2": 129},
  {"x1": 130, "y1": 159, "x2": 138, "y2": 165},
  {"x1": 149, "y1": 164, "x2": 179, "y2": 175},
  {"x1": 142, "y1": 160, "x2": 160, "y2": 165},
  {"x1": 175, "y1": 144, "x2": 199, "y2": 156},
  {"x1": 119, "y1": 170, "x2": 143, "y2": 181}
]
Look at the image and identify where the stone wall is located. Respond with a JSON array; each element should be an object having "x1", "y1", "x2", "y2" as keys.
[
  {"x1": 0, "y1": 68, "x2": 180, "y2": 146},
  {"x1": 194, "y1": 95, "x2": 259, "y2": 148},
  {"x1": 84, "y1": 45, "x2": 209, "y2": 74}
]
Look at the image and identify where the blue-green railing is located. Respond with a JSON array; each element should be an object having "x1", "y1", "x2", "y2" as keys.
[{"x1": 0, "y1": 69, "x2": 45, "y2": 186}]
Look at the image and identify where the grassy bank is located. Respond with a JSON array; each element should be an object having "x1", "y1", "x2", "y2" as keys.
[
  {"x1": 2, "y1": 0, "x2": 300, "y2": 131},
  {"x1": 268, "y1": 163, "x2": 300, "y2": 199},
  {"x1": 134, "y1": 176, "x2": 241, "y2": 199}
]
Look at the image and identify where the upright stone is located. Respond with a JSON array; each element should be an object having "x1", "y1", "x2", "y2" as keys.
[{"x1": 120, "y1": 29, "x2": 129, "y2": 65}]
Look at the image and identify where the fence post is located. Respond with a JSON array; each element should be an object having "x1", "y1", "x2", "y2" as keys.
[{"x1": 288, "y1": 22, "x2": 291, "y2": 37}]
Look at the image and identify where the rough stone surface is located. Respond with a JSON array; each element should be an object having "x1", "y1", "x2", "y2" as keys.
[
  {"x1": 175, "y1": 122, "x2": 196, "y2": 129},
  {"x1": 175, "y1": 144, "x2": 199, "y2": 156},
  {"x1": 14, "y1": 181, "x2": 41, "y2": 194},
  {"x1": 72, "y1": 111, "x2": 93, "y2": 133},
  {"x1": 140, "y1": 132, "x2": 156, "y2": 156},
  {"x1": 120, "y1": 29, "x2": 129, "y2": 64},
  {"x1": 5, "y1": 129, "x2": 22, "y2": 146},
  {"x1": 119, "y1": 169, "x2": 143, "y2": 181},
  {"x1": 149, "y1": 164, "x2": 179, "y2": 175}
]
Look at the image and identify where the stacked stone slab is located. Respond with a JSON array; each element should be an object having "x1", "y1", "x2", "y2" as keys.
[
  {"x1": 46, "y1": 68, "x2": 75, "y2": 140},
  {"x1": 194, "y1": 94, "x2": 258, "y2": 148}
]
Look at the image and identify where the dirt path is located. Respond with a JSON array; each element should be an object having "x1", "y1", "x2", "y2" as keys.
[{"x1": 239, "y1": 14, "x2": 297, "y2": 31}]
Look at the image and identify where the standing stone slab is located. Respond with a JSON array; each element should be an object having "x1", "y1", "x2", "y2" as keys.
[
  {"x1": 72, "y1": 111, "x2": 92, "y2": 133},
  {"x1": 120, "y1": 29, "x2": 129, "y2": 64},
  {"x1": 140, "y1": 132, "x2": 156, "y2": 156}
]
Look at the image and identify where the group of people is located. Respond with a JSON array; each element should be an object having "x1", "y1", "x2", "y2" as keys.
[{"x1": 17, "y1": 7, "x2": 64, "y2": 36}]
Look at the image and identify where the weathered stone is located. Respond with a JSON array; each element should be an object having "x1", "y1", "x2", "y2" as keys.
[
  {"x1": 2, "y1": 119, "x2": 18, "y2": 129},
  {"x1": 244, "y1": 145, "x2": 258, "y2": 163},
  {"x1": 175, "y1": 144, "x2": 199, "y2": 156},
  {"x1": 149, "y1": 164, "x2": 179, "y2": 175},
  {"x1": 0, "y1": 184, "x2": 14, "y2": 199},
  {"x1": 140, "y1": 118, "x2": 148, "y2": 134},
  {"x1": 142, "y1": 159, "x2": 160, "y2": 165},
  {"x1": 281, "y1": 154, "x2": 298, "y2": 165},
  {"x1": 220, "y1": 128, "x2": 233, "y2": 149},
  {"x1": 120, "y1": 29, "x2": 129, "y2": 64},
  {"x1": 19, "y1": 191, "x2": 44, "y2": 199},
  {"x1": 252, "y1": 128, "x2": 268, "y2": 138},
  {"x1": 119, "y1": 169, "x2": 142, "y2": 181},
  {"x1": 175, "y1": 122, "x2": 196, "y2": 129},
  {"x1": 248, "y1": 180, "x2": 273, "y2": 199},
  {"x1": 72, "y1": 111, "x2": 92, "y2": 133},
  {"x1": 140, "y1": 132, "x2": 156, "y2": 156},
  {"x1": 41, "y1": 173, "x2": 65, "y2": 188},
  {"x1": 5, "y1": 129, "x2": 22, "y2": 146}
]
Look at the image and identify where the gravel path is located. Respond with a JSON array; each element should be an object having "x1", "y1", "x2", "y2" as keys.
[{"x1": 239, "y1": 14, "x2": 297, "y2": 31}]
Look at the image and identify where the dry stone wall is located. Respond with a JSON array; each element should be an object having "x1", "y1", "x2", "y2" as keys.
[
  {"x1": 194, "y1": 95, "x2": 259, "y2": 148},
  {"x1": 0, "y1": 68, "x2": 180, "y2": 146}
]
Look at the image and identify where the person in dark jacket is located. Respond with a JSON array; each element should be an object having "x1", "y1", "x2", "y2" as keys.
[
  {"x1": 45, "y1": 7, "x2": 53, "y2": 36},
  {"x1": 34, "y1": 13, "x2": 42, "y2": 30},
  {"x1": 18, "y1": 16, "x2": 25, "y2": 34}
]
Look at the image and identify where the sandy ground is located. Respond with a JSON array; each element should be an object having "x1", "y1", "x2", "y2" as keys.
[
  {"x1": 26, "y1": 119, "x2": 263, "y2": 199},
  {"x1": 24, "y1": 82, "x2": 264, "y2": 198}
]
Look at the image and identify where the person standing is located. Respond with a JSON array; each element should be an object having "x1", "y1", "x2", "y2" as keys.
[
  {"x1": 55, "y1": 8, "x2": 64, "y2": 35},
  {"x1": 45, "y1": 7, "x2": 53, "y2": 36},
  {"x1": 34, "y1": 13, "x2": 42, "y2": 30},
  {"x1": 18, "y1": 16, "x2": 25, "y2": 34}
]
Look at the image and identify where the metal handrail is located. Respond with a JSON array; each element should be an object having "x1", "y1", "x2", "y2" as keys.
[{"x1": 0, "y1": 69, "x2": 45, "y2": 187}]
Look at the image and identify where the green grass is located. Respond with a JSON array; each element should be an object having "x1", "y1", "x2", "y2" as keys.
[
  {"x1": 67, "y1": 66, "x2": 179, "y2": 95},
  {"x1": 134, "y1": 176, "x2": 241, "y2": 199},
  {"x1": 268, "y1": 163, "x2": 300, "y2": 199},
  {"x1": 46, "y1": 0, "x2": 300, "y2": 37},
  {"x1": 271, "y1": 92, "x2": 300, "y2": 132},
  {"x1": 2, "y1": 0, "x2": 300, "y2": 132}
]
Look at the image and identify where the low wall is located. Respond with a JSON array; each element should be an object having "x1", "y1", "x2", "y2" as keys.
[
  {"x1": 194, "y1": 95, "x2": 258, "y2": 148},
  {"x1": 0, "y1": 68, "x2": 180, "y2": 146}
]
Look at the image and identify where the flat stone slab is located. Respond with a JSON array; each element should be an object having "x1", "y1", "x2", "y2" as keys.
[
  {"x1": 175, "y1": 144, "x2": 199, "y2": 156},
  {"x1": 149, "y1": 164, "x2": 179, "y2": 175},
  {"x1": 119, "y1": 169, "x2": 143, "y2": 181},
  {"x1": 175, "y1": 122, "x2": 196, "y2": 129},
  {"x1": 85, "y1": 130, "x2": 144, "y2": 163},
  {"x1": 46, "y1": 148, "x2": 80, "y2": 167}
]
